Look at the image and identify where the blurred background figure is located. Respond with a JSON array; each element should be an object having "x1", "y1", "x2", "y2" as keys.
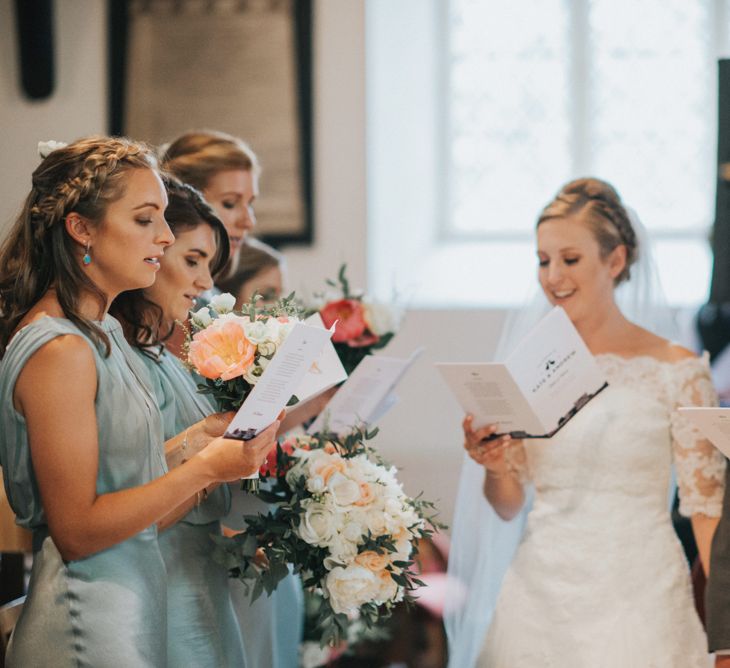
[{"x1": 218, "y1": 239, "x2": 286, "y2": 308}]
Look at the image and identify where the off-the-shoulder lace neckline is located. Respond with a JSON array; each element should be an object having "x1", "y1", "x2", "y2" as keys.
[{"x1": 596, "y1": 351, "x2": 709, "y2": 367}]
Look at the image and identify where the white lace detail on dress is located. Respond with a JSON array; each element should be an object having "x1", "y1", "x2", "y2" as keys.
[
  {"x1": 668, "y1": 355, "x2": 725, "y2": 517},
  {"x1": 475, "y1": 352, "x2": 723, "y2": 668}
]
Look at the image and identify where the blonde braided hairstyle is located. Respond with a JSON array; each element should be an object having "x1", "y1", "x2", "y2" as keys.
[
  {"x1": 537, "y1": 177, "x2": 638, "y2": 285},
  {"x1": 0, "y1": 135, "x2": 159, "y2": 357}
]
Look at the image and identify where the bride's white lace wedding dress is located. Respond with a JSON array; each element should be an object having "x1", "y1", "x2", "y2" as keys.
[{"x1": 477, "y1": 354, "x2": 726, "y2": 668}]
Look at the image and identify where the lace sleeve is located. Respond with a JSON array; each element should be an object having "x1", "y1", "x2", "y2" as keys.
[{"x1": 670, "y1": 355, "x2": 726, "y2": 517}]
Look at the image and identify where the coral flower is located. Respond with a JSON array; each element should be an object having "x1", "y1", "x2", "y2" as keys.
[
  {"x1": 188, "y1": 320, "x2": 256, "y2": 381},
  {"x1": 320, "y1": 299, "x2": 367, "y2": 343}
]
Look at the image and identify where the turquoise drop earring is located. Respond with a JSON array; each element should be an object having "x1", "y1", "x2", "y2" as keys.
[{"x1": 83, "y1": 242, "x2": 92, "y2": 266}]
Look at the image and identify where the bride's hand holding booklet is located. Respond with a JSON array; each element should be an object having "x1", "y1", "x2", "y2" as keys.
[{"x1": 436, "y1": 306, "x2": 608, "y2": 440}]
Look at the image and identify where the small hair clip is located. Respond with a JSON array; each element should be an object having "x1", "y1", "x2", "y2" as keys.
[{"x1": 38, "y1": 140, "x2": 67, "y2": 159}]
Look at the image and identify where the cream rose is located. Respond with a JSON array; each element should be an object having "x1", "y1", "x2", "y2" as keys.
[
  {"x1": 355, "y1": 550, "x2": 390, "y2": 573},
  {"x1": 327, "y1": 472, "x2": 362, "y2": 507},
  {"x1": 342, "y1": 512, "x2": 367, "y2": 543},
  {"x1": 323, "y1": 534, "x2": 359, "y2": 570},
  {"x1": 295, "y1": 501, "x2": 337, "y2": 547},
  {"x1": 191, "y1": 306, "x2": 213, "y2": 328},
  {"x1": 243, "y1": 320, "x2": 270, "y2": 344},
  {"x1": 375, "y1": 568, "x2": 400, "y2": 603},
  {"x1": 324, "y1": 565, "x2": 379, "y2": 615},
  {"x1": 209, "y1": 292, "x2": 236, "y2": 314},
  {"x1": 362, "y1": 299, "x2": 401, "y2": 336}
]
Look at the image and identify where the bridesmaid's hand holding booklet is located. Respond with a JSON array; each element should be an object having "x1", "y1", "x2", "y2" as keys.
[
  {"x1": 436, "y1": 307, "x2": 608, "y2": 439},
  {"x1": 225, "y1": 321, "x2": 336, "y2": 442}
]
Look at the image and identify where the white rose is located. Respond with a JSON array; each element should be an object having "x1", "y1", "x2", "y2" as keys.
[
  {"x1": 384, "y1": 497, "x2": 402, "y2": 515},
  {"x1": 295, "y1": 501, "x2": 337, "y2": 547},
  {"x1": 364, "y1": 507, "x2": 389, "y2": 536},
  {"x1": 362, "y1": 299, "x2": 400, "y2": 336},
  {"x1": 209, "y1": 292, "x2": 236, "y2": 314},
  {"x1": 190, "y1": 306, "x2": 213, "y2": 328},
  {"x1": 263, "y1": 317, "x2": 282, "y2": 342},
  {"x1": 285, "y1": 458, "x2": 309, "y2": 487},
  {"x1": 324, "y1": 565, "x2": 379, "y2": 615},
  {"x1": 327, "y1": 472, "x2": 361, "y2": 507},
  {"x1": 299, "y1": 642, "x2": 330, "y2": 668},
  {"x1": 306, "y1": 475, "x2": 325, "y2": 494},
  {"x1": 342, "y1": 514, "x2": 366, "y2": 543},
  {"x1": 243, "y1": 320, "x2": 269, "y2": 344},
  {"x1": 323, "y1": 534, "x2": 359, "y2": 570}
]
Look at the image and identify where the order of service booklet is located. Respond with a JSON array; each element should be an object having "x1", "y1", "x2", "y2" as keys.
[
  {"x1": 225, "y1": 320, "x2": 336, "y2": 442},
  {"x1": 436, "y1": 306, "x2": 608, "y2": 439},
  {"x1": 676, "y1": 407, "x2": 730, "y2": 459},
  {"x1": 291, "y1": 312, "x2": 348, "y2": 406},
  {"x1": 307, "y1": 348, "x2": 424, "y2": 436}
]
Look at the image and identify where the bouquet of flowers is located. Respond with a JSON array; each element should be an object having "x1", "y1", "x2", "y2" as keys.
[
  {"x1": 212, "y1": 428, "x2": 443, "y2": 648},
  {"x1": 185, "y1": 291, "x2": 303, "y2": 490},
  {"x1": 314, "y1": 265, "x2": 401, "y2": 374},
  {"x1": 186, "y1": 291, "x2": 303, "y2": 412}
]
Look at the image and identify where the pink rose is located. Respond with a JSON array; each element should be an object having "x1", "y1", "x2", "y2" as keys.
[
  {"x1": 320, "y1": 299, "x2": 367, "y2": 343},
  {"x1": 188, "y1": 320, "x2": 256, "y2": 381}
]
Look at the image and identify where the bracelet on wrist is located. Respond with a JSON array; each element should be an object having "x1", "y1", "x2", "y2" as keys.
[{"x1": 181, "y1": 428, "x2": 190, "y2": 463}]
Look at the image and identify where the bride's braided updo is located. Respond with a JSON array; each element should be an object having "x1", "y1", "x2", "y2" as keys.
[
  {"x1": 537, "y1": 177, "x2": 638, "y2": 285},
  {"x1": 0, "y1": 136, "x2": 158, "y2": 356}
]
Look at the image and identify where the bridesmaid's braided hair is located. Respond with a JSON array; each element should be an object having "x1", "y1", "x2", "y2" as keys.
[
  {"x1": 0, "y1": 136, "x2": 158, "y2": 357},
  {"x1": 537, "y1": 177, "x2": 638, "y2": 285}
]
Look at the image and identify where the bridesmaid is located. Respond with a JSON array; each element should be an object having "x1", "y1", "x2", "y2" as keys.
[
  {"x1": 0, "y1": 136, "x2": 279, "y2": 667},
  {"x1": 111, "y1": 176, "x2": 246, "y2": 667},
  {"x1": 161, "y1": 129, "x2": 258, "y2": 277},
  {"x1": 218, "y1": 240, "x2": 285, "y2": 308},
  {"x1": 162, "y1": 130, "x2": 303, "y2": 668}
]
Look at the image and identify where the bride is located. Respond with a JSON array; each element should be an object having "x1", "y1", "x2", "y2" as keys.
[{"x1": 448, "y1": 178, "x2": 725, "y2": 667}]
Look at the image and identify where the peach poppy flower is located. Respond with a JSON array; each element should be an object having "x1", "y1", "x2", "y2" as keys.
[{"x1": 188, "y1": 320, "x2": 256, "y2": 381}]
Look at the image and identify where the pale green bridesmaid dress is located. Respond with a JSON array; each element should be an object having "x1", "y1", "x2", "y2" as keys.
[
  {"x1": 0, "y1": 316, "x2": 168, "y2": 667},
  {"x1": 135, "y1": 346, "x2": 246, "y2": 668}
]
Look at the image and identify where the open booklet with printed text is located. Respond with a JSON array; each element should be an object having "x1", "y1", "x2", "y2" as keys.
[{"x1": 437, "y1": 307, "x2": 608, "y2": 439}]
